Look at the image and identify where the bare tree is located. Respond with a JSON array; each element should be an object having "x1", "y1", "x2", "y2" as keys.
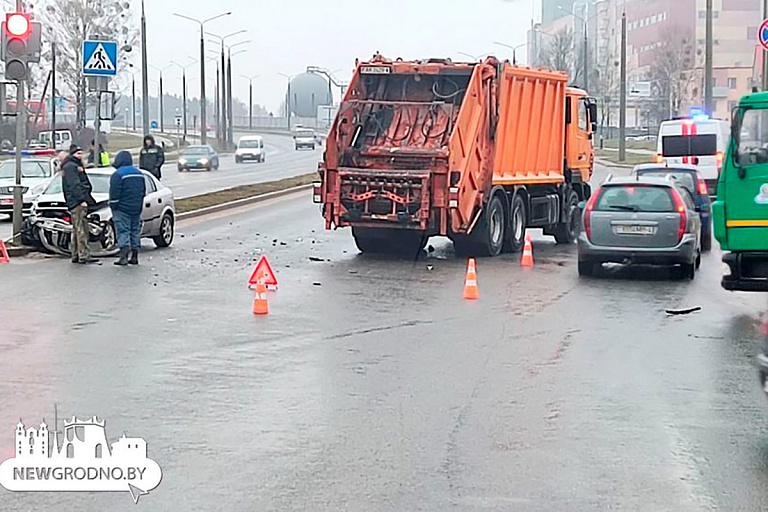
[
  {"x1": 539, "y1": 28, "x2": 574, "y2": 75},
  {"x1": 39, "y1": 0, "x2": 138, "y2": 129},
  {"x1": 647, "y1": 35, "x2": 696, "y2": 125}
]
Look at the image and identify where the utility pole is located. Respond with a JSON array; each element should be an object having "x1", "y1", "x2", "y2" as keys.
[
  {"x1": 226, "y1": 51, "x2": 233, "y2": 146},
  {"x1": 763, "y1": 0, "x2": 768, "y2": 90},
  {"x1": 200, "y1": 29, "x2": 207, "y2": 144},
  {"x1": 51, "y1": 41, "x2": 56, "y2": 143},
  {"x1": 214, "y1": 66, "x2": 221, "y2": 145},
  {"x1": 582, "y1": 25, "x2": 589, "y2": 91},
  {"x1": 159, "y1": 72, "x2": 164, "y2": 132},
  {"x1": 619, "y1": 11, "x2": 627, "y2": 163},
  {"x1": 141, "y1": 0, "x2": 149, "y2": 135},
  {"x1": 12, "y1": 80, "x2": 25, "y2": 240},
  {"x1": 220, "y1": 43, "x2": 226, "y2": 149},
  {"x1": 182, "y1": 69, "x2": 187, "y2": 144},
  {"x1": 704, "y1": 0, "x2": 714, "y2": 115},
  {"x1": 249, "y1": 79, "x2": 253, "y2": 130},
  {"x1": 132, "y1": 75, "x2": 136, "y2": 131}
]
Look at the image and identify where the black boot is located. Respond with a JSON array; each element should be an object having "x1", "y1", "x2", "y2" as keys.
[
  {"x1": 128, "y1": 250, "x2": 139, "y2": 265},
  {"x1": 114, "y1": 248, "x2": 129, "y2": 266}
]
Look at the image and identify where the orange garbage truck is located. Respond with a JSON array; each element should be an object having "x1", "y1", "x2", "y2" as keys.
[{"x1": 314, "y1": 54, "x2": 598, "y2": 256}]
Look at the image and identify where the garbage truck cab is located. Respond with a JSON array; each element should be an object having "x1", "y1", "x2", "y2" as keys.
[{"x1": 713, "y1": 91, "x2": 768, "y2": 291}]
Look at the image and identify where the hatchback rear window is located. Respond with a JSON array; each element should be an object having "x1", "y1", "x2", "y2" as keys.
[
  {"x1": 662, "y1": 134, "x2": 717, "y2": 157},
  {"x1": 595, "y1": 185, "x2": 675, "y2": 213},
  {"x1": 636, "y1": 170, "x2": 695, "y2": 193}
]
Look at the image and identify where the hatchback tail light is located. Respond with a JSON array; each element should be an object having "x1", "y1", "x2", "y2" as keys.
[
  {"x1": 655, "y1": 153, "x2": 664, "y2": 164},
  {"x1": 583, "y1": 190, "x2": 600, "y2": 241},
  {"x1": 671, "y1": 189, "x2": 687, "y2": 243},
  {"x1": 697, "y1": 177, "x2": 708, "y2": 196},
  {"x1": 62, "y1": 214, "x2": 71, "y2": 224}
]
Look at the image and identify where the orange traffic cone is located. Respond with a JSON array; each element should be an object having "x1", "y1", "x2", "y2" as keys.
[
  {"x1": 463, "y1": 258, "x2": 479, "y2": 300},
  {"x1": 252, "y1": 279, "x2": 269, "y2": 315},
  {"x1": 0, "y1": 240, "x2": 9, "y2": 264},
  {"x1": 521, "y1": 235, "x2": 534, "y2": 267}
]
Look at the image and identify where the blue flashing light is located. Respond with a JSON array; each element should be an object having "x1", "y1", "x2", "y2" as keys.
[{"x1": 689, "y1": 107, "x2": 709, "y2": 121}]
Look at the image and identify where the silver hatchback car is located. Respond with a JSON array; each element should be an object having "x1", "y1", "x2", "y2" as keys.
[{"x1": 577, "y1": 176, "x2": 701, "y2": 279}]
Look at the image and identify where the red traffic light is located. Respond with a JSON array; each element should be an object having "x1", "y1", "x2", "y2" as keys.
[{"x1": 6, "y1": 13, "x2": 29, "y2": 37}]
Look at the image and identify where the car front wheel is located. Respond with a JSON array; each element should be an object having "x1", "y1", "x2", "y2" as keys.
[{"x1": 153, "y1": 213, "x2": 174, "y2": 248}]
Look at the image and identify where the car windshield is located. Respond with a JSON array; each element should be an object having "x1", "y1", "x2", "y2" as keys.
[
  {"x1": 44, "y1": 173, "x2": 111, "y2": 195},
  {"x1": 182, "y1": 147, "x2": 209, "y2": 156},
  {"x1": 736, "y1": 108, "x2": 768, "y2": 165},
  {"x1": 296, "y1": 131, "x2": 314, "y2": 138},
  {"x1": 635, "y1": 170, "x2": 696, "y2": 193},
  {"x1": 239, "y1": 140, "x2": 262, "y2": 148},
  {"x1": 596, "y1": 185, "x2": 675, "y2": 212},
  {"x1": 0, "y1": 160, "x2": 50, "y2": 179}
]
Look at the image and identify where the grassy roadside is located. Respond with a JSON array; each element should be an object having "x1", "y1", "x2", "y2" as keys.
[
  {"x1": 595, "y1": 149, "x2": 652, "y2": 167},
  {"x1": 601, "y1": 140, "x2": 656, "y2": 151},
  {"x1": 175, "y1": 173, "x2": 316, "y2": 214}
]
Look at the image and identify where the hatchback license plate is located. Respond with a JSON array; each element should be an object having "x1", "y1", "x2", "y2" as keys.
[{"x1": 616, "y1": 225, "x2": 655, "y2": 235}]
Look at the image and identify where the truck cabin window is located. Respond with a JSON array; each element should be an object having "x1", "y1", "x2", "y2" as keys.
[{"x1": 736, "y1": 109, "x2": 768, "y2": 166}]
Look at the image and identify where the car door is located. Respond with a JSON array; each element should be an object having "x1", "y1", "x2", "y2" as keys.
[{"x1": 141, "y1": 173, "x2": 160, "y2": 235}]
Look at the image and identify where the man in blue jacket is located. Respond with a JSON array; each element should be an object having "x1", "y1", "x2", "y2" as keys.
[{"x1": 109, "y1": 151, "x2": 146, "y2": 266}]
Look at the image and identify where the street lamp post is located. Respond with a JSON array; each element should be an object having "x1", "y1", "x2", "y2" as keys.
[
  {"x1": 149, "y1": 64, "x2": 172, "y2": 132},
  {"x1": 173, "y1": 11, "x2": 232, "y2": 145},
  {"x1": 241, "y1": 75, "x2": 260, "y2": 130},
  {"x1": 493, "y1": 41, "x2": 527, "y2": 65},
  {"x1": 557, "y1": 4, "x2": 596, "y2": 91},
  {"x1": 457, "y1": 51, "x2": 492, "y2": 62},
  {"x1": 278, "y1": 73, "x2": 296, "y2": 131},
  {"x1": 206, "y1": 30, "x2": 247, "y2": 149},
  {"x1": 224, "y1": 42, "x2": 249, "y2": 145},
  {"x1": 171, "y1": 59, "x2": 196, "y2": 145},
  {"x1": 141, "y1": 0, "x2": 149, "y2": 135}
]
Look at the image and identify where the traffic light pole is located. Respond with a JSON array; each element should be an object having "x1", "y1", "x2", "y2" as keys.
[
  {"x1": 11, "y1": 80, "x2": 24, "y2": 241},
  {"x1": 51, "y1": 41, "x2": 56, "y2": 142}
]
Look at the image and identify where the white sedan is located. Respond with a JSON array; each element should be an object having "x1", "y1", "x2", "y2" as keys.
[
  {"x1": 27, "y1": 168, "x2": 175, "y2": 256},
  {"x1": 0, "y1": 158, "x2": 57, "y2": 218}
]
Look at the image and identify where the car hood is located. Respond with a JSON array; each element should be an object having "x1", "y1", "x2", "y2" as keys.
[
  {"x1": 236, "y1": 147, "x2": 262, "y2": 153},
  {"x1": 295, "y1": 136, "x2": 314, "y2": 142},
  {"x1": 0, "y1": 176, "x2": 51, "y2": 193},
  {"x1": 35, "y1": 191, "x2": 110, "y2": 206}
]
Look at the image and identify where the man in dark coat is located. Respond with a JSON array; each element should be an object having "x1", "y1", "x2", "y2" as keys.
[
  {"x1": 138, "y1": 134, "x2": 164, "y2": 179},
  {"x1": 62, "y1": 145, "x2": 97, "y2": 264},
  {"x1": 109, "y1": 151, "x2": 146, "y2": 266}
]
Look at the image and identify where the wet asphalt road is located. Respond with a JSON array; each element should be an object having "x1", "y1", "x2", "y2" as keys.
[
  {"x1": 0, "y1": 132, "x2": 321, "y2": 241},
  {"x1": 2, "y1": 165, "x2": 768, "y2": 510}
]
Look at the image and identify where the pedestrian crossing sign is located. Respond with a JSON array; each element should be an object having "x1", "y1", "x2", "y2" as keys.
[{"x1": 83, "y1": 40, "x2": 118, "y2": 77}]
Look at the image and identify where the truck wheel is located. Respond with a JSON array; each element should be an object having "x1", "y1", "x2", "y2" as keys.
[
  {"x1": 474, "y1": 195, "x2": 505, "y2": 257},
  {"x1": 554, "y1": 192, "x2": 580, "y2": 244},
  {"x1": 503, "y1": 194, "x2": 526, "y2": 253}
]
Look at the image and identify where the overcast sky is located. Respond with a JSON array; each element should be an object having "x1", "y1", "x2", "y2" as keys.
[{"x1": 142, "y1": 0, "x2": 540, "y2": 112}]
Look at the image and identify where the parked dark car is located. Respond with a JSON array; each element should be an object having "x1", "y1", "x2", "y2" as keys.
[
  {"x1": 178, "y1": 145, "x2": 220, "y2": 172},
  {"x1": 632, "y1": 163, "x2": 713, "y2": 251}
]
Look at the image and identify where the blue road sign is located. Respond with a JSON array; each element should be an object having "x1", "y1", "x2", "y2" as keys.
[
  {"x1": 83, "y1": 40, "x2": 118, "y2": 77},
  {"x1": 150, "y1": 120, "x2": 158, "y2": 130}
]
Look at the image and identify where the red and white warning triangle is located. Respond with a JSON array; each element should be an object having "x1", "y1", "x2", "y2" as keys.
[{"x1": 249, "y1": 255, "x2": 278, "y2": 289}]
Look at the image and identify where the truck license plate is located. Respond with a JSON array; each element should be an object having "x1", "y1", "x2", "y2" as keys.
[
  {"x1": 616, "y1": 225, "x2": 655, "y2": 235},
  {"x1": 361, "y1": 66, "x2": 391, "y2": 74},
  {"x1": 0, "y1": 198, "x2": 12, "y2": 205}
]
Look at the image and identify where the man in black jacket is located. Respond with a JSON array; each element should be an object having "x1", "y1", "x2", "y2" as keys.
[
  {"x1": 62, "y1": 145, "x2": 97, "y2": 264},
  {"x1": 139, "y1": 134, "x2": 164, "y2": 179}
]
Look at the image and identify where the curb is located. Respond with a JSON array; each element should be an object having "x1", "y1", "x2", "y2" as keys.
[
  {"x1": 177, "y1": 184, "x2": 313, "y2": 221},
  {"x1": 595, "y1": 158, "x2": 634, "y2": 169}
]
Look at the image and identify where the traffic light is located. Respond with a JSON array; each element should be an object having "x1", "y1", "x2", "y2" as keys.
[{"x1": 1, "y1": 13, "x2": 41, "y2": 81}]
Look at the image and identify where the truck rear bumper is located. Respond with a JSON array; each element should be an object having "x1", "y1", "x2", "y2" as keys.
[{"x1": 722, "y1": 252, "x2": 768, "y2": 292}]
